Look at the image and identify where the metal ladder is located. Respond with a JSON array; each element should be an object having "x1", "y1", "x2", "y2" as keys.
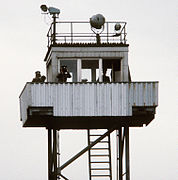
[{"x1": 87, "y1": 129, "x2": 112, "y2": 180}]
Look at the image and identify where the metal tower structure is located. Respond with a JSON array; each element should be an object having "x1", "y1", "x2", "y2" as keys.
[{"x1": 19, "y1": 6, "x2": 158, "y2": 180}]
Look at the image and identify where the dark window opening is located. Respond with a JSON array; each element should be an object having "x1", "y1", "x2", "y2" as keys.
[
  {"x1": 82, "y1": 60, "x2": 99, "y2": 82},
  {"x1": 59, "y1": 60, "x2": 77, "y2": 82},
  {"x1": 103, "y1": 59, "x2": 121, "y2": 82}
]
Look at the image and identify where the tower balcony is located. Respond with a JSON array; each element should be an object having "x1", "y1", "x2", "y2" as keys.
[{"x1": 19, "y1": 82, "x2": 158, "y2": 129}]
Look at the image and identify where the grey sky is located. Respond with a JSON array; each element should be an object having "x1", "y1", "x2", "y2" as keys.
[{"x1": 0, "y1": 0, "x2": 177, "y2": 179}]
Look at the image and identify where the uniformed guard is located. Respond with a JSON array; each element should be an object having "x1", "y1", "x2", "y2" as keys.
[{"x1": 56, "y1": 65, "x2": 71, "y2": 83}]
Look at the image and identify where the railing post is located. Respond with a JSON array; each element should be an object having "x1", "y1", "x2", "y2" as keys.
[
  {"x1": 107, "y1": 22, "x2": 109, "y2": 43},
  {"x1": 71, "y1": 22, "x2": 73, "y2": 43},
  {"x1": 124, "y1": 23, "x2": 126, "y2": 44},
  {"x1": 52, "y1": 15, "x2": 57, "y2": 44}
]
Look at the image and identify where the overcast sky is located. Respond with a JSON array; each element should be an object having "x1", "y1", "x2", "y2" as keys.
[{"x1": 0, "y1": 0, "x2": 177, "y2": 179}]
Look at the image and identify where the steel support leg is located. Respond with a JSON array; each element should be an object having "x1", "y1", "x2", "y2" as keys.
[
  {"x1": 48, "y1": 129, "x2": 58, "y2": 180},
  {"x1": 87, "y1": 130, "x2": 92, "y2": 180},
  {"x1": 125, "y1": 127, "x2": 130, "y2": 180},
  {"x1": 53, "y1": 130, "x2": 57, "y2": 180},
  {"x1": 119, "y1": 127, "x2": 123, "y2": 180},
  {"x1": 116, "y1": 130, "x2": 119, "y2": 180},
  {"x1": 48, "y1": 129, "x2": 52, "y2": 180}
]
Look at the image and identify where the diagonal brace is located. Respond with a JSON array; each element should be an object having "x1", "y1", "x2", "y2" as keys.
[
  {"x1": 57, "y1": 127, "x2": 115, "y2": 174},
  {"x1": 58, "y1": 173, "x2": 69, "y2": 180}
]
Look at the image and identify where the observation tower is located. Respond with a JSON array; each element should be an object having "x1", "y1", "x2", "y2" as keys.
[{"x1": 19, "y1": 5, "x2": 158, "y2": 180}]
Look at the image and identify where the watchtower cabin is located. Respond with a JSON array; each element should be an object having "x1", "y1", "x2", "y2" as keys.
[{"x1": 19, "y1": 11, "x2": 158, "y2": 180}]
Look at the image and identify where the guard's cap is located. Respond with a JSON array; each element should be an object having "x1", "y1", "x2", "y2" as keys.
[{"x1": 35, "y1": 71, "x2": 41, "y2": 74}]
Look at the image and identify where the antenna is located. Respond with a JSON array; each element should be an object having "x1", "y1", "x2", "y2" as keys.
[{"x1": 90, "y1": 14, "x2": 105, "y2": 44}]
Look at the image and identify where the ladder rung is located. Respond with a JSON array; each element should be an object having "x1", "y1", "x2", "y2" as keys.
[
  {"x1": 91, "y1": 168, "x2": 110, "y2": 170},
  {"x1": 90, "y1": 141, "x2": 109, "y2": 143},
  {"x1": 91, "y1": 148, "x2": 109, "y2": 150},
  {"x1": 90, "y1": 154, "x2": 109, "y2": 157},
  {"x1": 90, "y1": 161, "x2": 110, "y2": 163},
  {"x1": 88, "y1": 130, "x2": 112, "y2": 179},
  {"x1": 91, "y1": 175, "x2": 111, "y2": 177}
]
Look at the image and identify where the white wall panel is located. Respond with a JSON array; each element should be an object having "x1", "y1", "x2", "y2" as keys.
[{"x1": 20, "y1": 82, "x2": 158, "y2": 123}]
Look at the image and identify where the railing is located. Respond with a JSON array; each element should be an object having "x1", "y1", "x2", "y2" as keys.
[{"x1": 47, "y1": 21, "x2": 127, "y2": 47}]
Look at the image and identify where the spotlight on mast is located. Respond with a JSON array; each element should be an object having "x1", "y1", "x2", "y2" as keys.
[{"x1": 90, "y1": 14, "x2": 105, "y2": 44}]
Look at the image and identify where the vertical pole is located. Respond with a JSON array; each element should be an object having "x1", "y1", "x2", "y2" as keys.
[
  {"x1": 53, "y1": 130, "x2": 57, "y2": 180},
  {"x1": 96, "y1": 34, "x2": 101, "y2": 44},
  {"x1": 52, "y1": 15, "x2": 57, "y2": 44},
  {"x1": 57, "y1": 130, "x2": 60, "y2": 169},
  {"x1": 125, "y1": 127, "x2": 130, "y2": 180},
  {"x1": 71, "y1": 22, "x2": 73, "y2": 43},
  {"x1": 91, "y1": 68, "x2": 96, "y2": 82},
  {"x1": 107, "y1": 22, "x2": 109, "y2": 43},
  {"x1": 111, "y1": 63, "x2": 114, "y2": 82},
  {"x1": 77, "y1": 59, "x2": 82, "y2": 82},
  {"x1": 116, "y1": 130, "x2": 119, "y2": 180},
  {"x1": 119, "y1": 127, "x2": 123, "y2": 180},
  {"x1": 108, "y1": 133, "x2": 112, "y2": 180},
  {"x1": 99, "y1": 58, "x2": 103, "y2": 82},
  {"x1": 48, "y1": 129, "x2": 52, "y2": 180},
  {"x1": 87, "y1": 130, "x2": 92, "y2": 180},
  {"x1": 124, "y1": 23, "x2": 126, "y2": 44}
]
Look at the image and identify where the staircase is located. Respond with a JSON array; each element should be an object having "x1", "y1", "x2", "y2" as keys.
[{"x1": 87, "y1": 129, "x2": 112, "y2": 180}]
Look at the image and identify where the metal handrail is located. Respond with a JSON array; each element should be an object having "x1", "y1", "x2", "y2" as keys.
[{"x1": 46, "y1": 21, "x2": 127, "y2": 47}]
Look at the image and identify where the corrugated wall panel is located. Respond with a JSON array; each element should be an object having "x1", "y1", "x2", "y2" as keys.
[
  {"x1": 20, "y1": 84, "x2": 31, "y2": 124},
  {"x1": 155, "y1": 82, "x2": 158, "y2": 105},
  {"x1": 128, "y1": 82, "x2": 158, "y2": 107},
  {"x1": 20, "y1": 82, "x2": 158, "y2": 122},
  {"x1": 111, "y1": 83, "x2": 128, "y2": 116}
]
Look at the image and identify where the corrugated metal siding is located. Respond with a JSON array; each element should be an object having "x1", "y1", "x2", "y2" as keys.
[
  {"x1": 128, "y1": 82, "x2": 158, "y2": 107},
  {"x1": 20, "y1": 82, "x2": 158, "y2": 122},
  {"x1": 20, "y1": 84, "x2": 31, "y2": 124},
  {"x1": 54, "y1": 47, "x2": 127, "y2": 59}
]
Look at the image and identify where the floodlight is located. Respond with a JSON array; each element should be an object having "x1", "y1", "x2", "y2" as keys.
[
  {"x1": 48, "y1": 7, "x2": 60, "y2": 15},
  {"x1": 115, "y1": 23, "x2": 121, "y2": 31},
  {"x1": 90, "y1": 14, "x2": 105, "y2": 29},
  {"x1": 90, "y1": 14, "x2": 105, "y2": 44},
  {"x1": 40, "y1": 4, "x2": 48, "y2": 12}
]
